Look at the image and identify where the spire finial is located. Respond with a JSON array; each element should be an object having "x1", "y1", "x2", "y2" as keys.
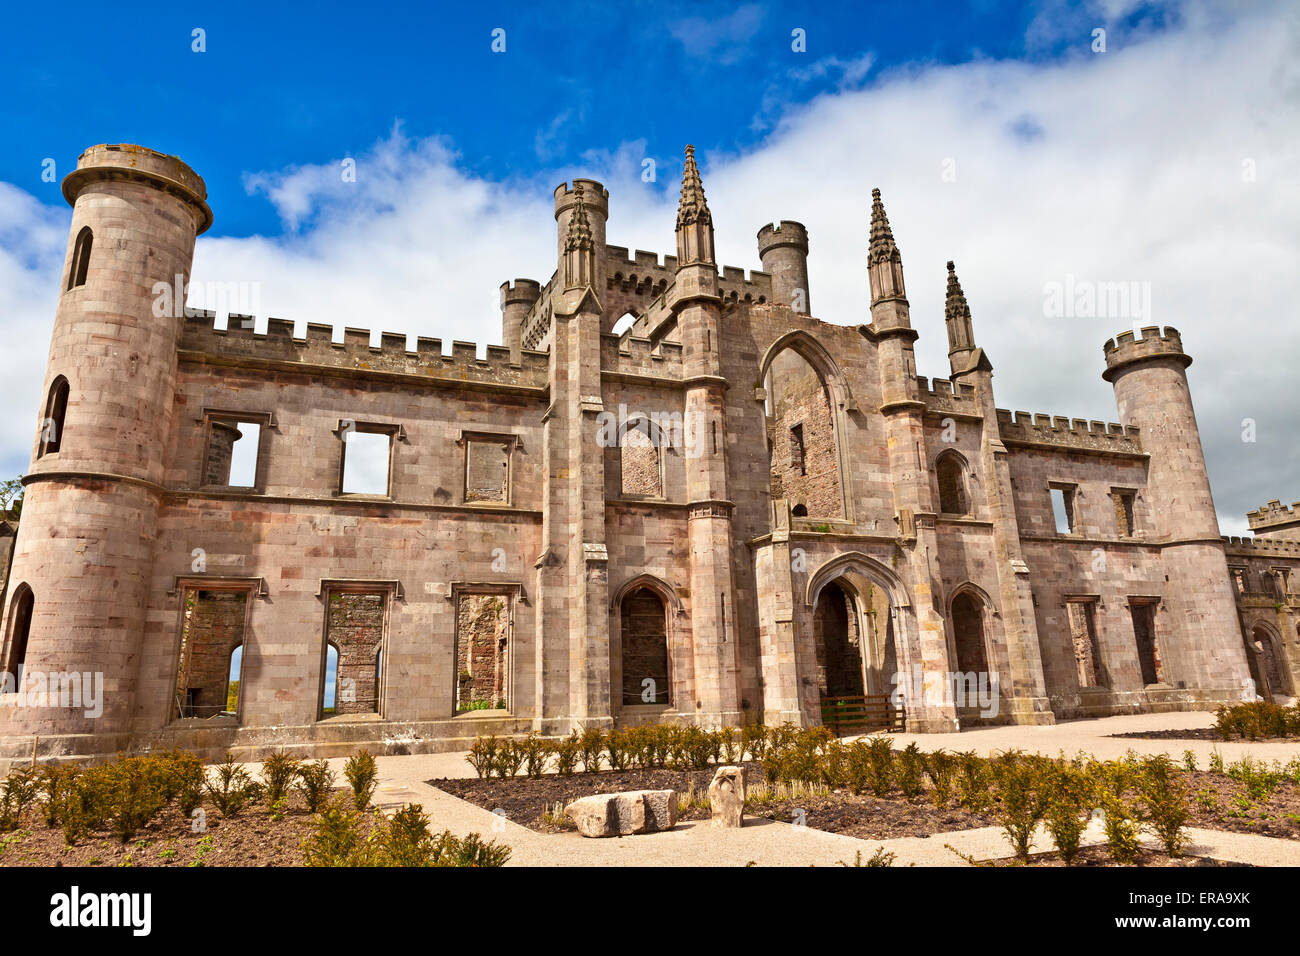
[
  {"x1": 677, "y1": 144, "x2": 711, "y2": 230},
  {"x1": 564, "y1": 183, "x2": 593, "y2": 253},
  {"x1": 869, "y1": 187, "x2": 899, "y2": 265},
  {"x1": 945, "y1": 260, "x2": 971, "y2": 325}
]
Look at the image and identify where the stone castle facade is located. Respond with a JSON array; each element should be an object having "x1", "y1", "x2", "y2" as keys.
[{"x1": 0, "y1": 142, "x2": 1296, "y2": 765}]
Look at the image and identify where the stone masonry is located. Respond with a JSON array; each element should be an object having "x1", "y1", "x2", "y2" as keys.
[{"x1": 0, "y1": 142, "x2": 1294, "y2": 766}]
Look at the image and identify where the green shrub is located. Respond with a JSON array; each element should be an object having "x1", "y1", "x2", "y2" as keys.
[
  {"x1": 521, "y1": 734, "x2": 552, "y2": 779},
  {"x1": 344, "y1": 749, "x2": 379, "y2": 810},
  {"x1": 718, "y1": 726, "x2": 740, "y2": 764},
  {"x1": 377, "y1": 803, "x2": 438, "y2": 866},
  {"x1": 577, "y1": 728, "x2": 604, "y2": 773},
  {"x1": 553, "y1": 734, "x2": 579, "y2": 777},
  {"x1": 924, "y1": 750, "x2": 957, "y2": 807},
  {"x1": 1041, "y1": 763, "x2": 1092, "y2": 864},
  {"x1": 206, "y1": 754, "x2": 258, "y2": 818},
  {"x1": 260, "y1": 751, "x2": 300, "y2": 806},
  {"x1": 0, "y1": 768, "x2": 39, "y2": 832},
  {"x1": 432, "y1": 830, "x2": 511, "y2": 867},
  {"x1": 1139, "y1": 755, "x2": 1190, "y2": 857},
  {"x1": 895, "y1": 743, "x2": 926, "y2": 799},
  {"x1": 38, "y1": 764, "x2": 79, "y2": 829},
  {"x1": 955, "y1": 751, "x2": 993, "y2": 812},
  {"x1": 605, "y1": 729, "x2": 632, "y2": 771},
  {"x1": 991, "y1": 754, "x2": 1045, "y2": 861},
  {"x1": 297, "y1": 759, "x2": 337, "y2": 813},
  {"x1": 741, "y1": 723, "x2": 768, "y2": 762},
  {"x1": 493, "y1": 739, "x2": 526, "y2": 779},
  {"x1": 465, "y1": 736, "x2": 499, "y2": 779},
  {"x1": 301, "y1": 795, "x2": 374, "y2": 866},
  {"x1": 863, "y1": 736, "x2": 894, "y2": 796},
  {"x1": 1214, "y1": 701, "x2": 1299, "y2": 740}
]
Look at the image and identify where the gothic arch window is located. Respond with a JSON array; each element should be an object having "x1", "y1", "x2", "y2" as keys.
[
  {"x1": 3, "y1": 585, "x2": 33, "y2": 688},
  {"x1": 936, "y1": 451, "x2": 969, "y2": 515},
  {"x1": 762, "y1": 338, "x2": 845, "y2": 519},
  {"x1": 67, "y1": 227, "x2": 93, "y2": 290},
  {"x1": 611, "y1": 310, "x2": 637, "y2": 337},
  {"x1": 38, "y1": 376, "x2": 69, "y2": 457},
  {"x1": 792, "y1": 503, "x2": 808, "y2": 517},
  {"x1": 621, "y1": 417, "x2": 663, "y2": 497}
]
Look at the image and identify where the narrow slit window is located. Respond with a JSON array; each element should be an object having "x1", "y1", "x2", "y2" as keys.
[
  {"x1": 1112, "y1": 490, "x2": 1136, "y2": 536},
  {"x1": 1050, "y1": 485, "x2": 1075, "y2": 534},
  {"x1": 38, "y1": 377, "x2": 69, "y2": 458},
  {"x1": 67, "y1": 227, "x2": 92, "y2": 290}
]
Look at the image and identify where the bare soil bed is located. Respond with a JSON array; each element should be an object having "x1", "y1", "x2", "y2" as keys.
[
  {"x1": 0, "y1": 790, "x2": 347, "y2": 868},
  {"x1": 433, "y1": 765, "x2": 997, "y2": 840},
  {"x1": 1184, "y1": 773, "x2": 1300, "y2": 840},
  {"x1": 980, "y1": 845, "x2": 1248, "y2": 867},
  {"x1": 1109, "y1": 728, "x2": 1295, "y2": 743}
]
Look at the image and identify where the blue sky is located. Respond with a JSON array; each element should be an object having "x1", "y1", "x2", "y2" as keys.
[
  {"x1": 3, "y1": 0, "x2": 1171, "y2": 237},
  {"x1": 0, "y1": 0, "x2": 1296, "y2": 532}
]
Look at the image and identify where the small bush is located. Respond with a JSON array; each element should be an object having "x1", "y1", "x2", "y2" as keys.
[
  {"x1": 377, "y1": 803, "x2": 438, "y2": 866},
  {"x1": 553, "y1": 734, "x2": 579, "y2": 777},
  {"x1": 493, "y1": 740, "x2": 526, "y2": 779},
  {"x1": 924, "y1": 750, "x2": 957, "y2": 807},
  {"x1": 955, "y1": 751, "x2": 993, "y2": 812},
  {"x1": 741, "y1": 723, "x2": 768, "y2": 763},
  {"x1": 301, "y1": 795, "x2": 373, "y2": 867},
  {"x1": 605, "y1": 730, "x2": 631, "y2": 771},
  {"x1": 1041, "y1": 763, "x2": 1092, "y2": 864},
  {"x1": 991, "y1": 754, "x2": 1045, "y2": 861},
  {"x1": 38, "y1": 764, "x2": 80, "y2": 829},
  {"x1": 577, "y1": 728, "x2": 604, "y2": 774},
  {"x1": 896, "y1": 743, "x2": 926, "y2": 799},
  {"x1": 1139, "y1": 755, "x2": 1190, "y2": 857},
  {"x1": 344, "y1": 749, "x2": 379, "y2": 810},
  {"x1": 521, "y1": 734, "x2": 552, "y2": 779},
  {"x1": 465, "y1": 736, "x2": 499, "y2": 779},
  {"x1": 206, "y1": 754, "x2": 258, "y2": 818},
  {"x1": 864, "y1": 736, "x2": 895, "y2": 796},
  {"x1": 298, "y1": 759, "x2": 337, "y2": 813},
  {"x1": 0, "y1": 768, "x2": 39, "y2": 832},
  {"x1": 260, "y1": 751, "x2": 300, "y2": 806}
]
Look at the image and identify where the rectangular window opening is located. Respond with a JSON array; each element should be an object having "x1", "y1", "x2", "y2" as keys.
[
  {"x1": 1112, "y1": 490, "x2": 1135, "y2": 536},
  {"x1": 1131, "y1": 602, "x2": 1162, "y2": 685},
  {"x1": 1050, "y1": 485, "x2": 1076, "y2": 534},
  {"x1": 455, "y1": 593, "x2": 510, "y2": 713},
  {"x1": 1067, "y1": 599, "x2": 1104, "y2": 689},
  {"x1": 341, "y1": 429, "x2": 392, "y2": 495},
  {"x1": 174, "y1": 587, "x2": 249, "y2": 720},
  {"x1": 205, "y1": 419, "x2": 263, "y2": 488}
]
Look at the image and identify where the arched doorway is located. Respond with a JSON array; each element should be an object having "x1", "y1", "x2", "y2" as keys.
[
  {"x1": 619, "y1": 586, "x2": 670, "y2": 707},
  {"x1": 1251, "y1": 624, "x2": 1287, "y2": 699},
  {"x1": 950, "y1": 591, "x2": 988, "y2": 676},
  {"x1": 813, "y1": 581, "x2": 865, "y2": 698}
]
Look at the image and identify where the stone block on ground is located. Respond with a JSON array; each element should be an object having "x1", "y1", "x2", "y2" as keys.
[
  {"x1": 565, "y1": 789, "x2": 678, "y2": 837},
  {"x1": 709, "y1": 765, "x2": 746, "y2": 828}
]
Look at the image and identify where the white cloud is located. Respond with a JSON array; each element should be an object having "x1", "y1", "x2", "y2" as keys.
[
  {"x1": 1, "y1": 2, "x2": 1296, "y2": 535},
  {"x1": 668, "y1": 3, "x2": 767, "y2": 65}
]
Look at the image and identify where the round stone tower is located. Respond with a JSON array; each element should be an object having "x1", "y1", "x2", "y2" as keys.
[
  {"x1": 499, "y1": 278, "x2": 541, "y2": 360},
  {"x1": 756, "y1": 221, "x2": 810, "y2": 314},
  {"x1": 1103, "y1": 326, "x2": 1251, "y2": 697},
  {"x1": 554, "y1": 179, "x2": 608, "y2": 288},
  {"x1": 0, "y1": 145, "x2": 210, "y2": 756}
]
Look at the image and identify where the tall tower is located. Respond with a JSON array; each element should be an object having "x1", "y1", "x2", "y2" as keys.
[
  {"x1": 535, "y1": 180, "x2": 613, "y2": 731},
  {"x1": 866, "y1": 189, "x2": 956, "y2": 731},
  {"x1": 945, "y1": 262, "x2": 1052, "y2": 724},
  {"x1": 671, "y1": 146, "x2": 741, "y2": 725},
  {"x1": 756, "y1": 221, "x2": 810, "y2": 314},
  {"x1": 0, "y1": 145, "x2": 210, "y2": 756},
  {"x1": 1103, "y1": 326, "x2": 1252, "y2": 697},
  {"x1": 499, "y1": 278, "x2": 541, "y2": 363}
]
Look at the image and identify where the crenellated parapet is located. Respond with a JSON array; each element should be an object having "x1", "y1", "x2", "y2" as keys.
[
  {"x1": 1223, "y1": 535, "x2": 1300, "y2": 558},
  {"x1": 599, "y1": 332, "x2": 684, "y2": 379},
  {"x1": 179, "y1": 310, "x2": 549, "y2": 389},
  {"x1": 1102, "y1": 326, "x2": 1190, "y2": 382},
  {"x1": 1247, "y1": 499, "x2": 1300, "y2": 534},
  {"x1": 995, "y1": 408, "x2": 1143, "y2": 455},
  {"x1": 916, "y1": 376, "x2": 978, "y2": 416}
]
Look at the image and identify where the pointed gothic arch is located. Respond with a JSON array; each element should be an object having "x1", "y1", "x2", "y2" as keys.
[{"x1": 610, "y1": 573, "x2": 681, "y2": 713}]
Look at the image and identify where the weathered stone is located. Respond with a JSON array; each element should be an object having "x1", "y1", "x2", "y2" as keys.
[
  {"x1": 565, "y1": 789, "x2": 677, "y2": 838},
  {"x1": 709, "y1": 765, "x2": 746, "y2": 828},
  {"x1": 565, "y1": 794, "x2": 618, "y2": 837}
]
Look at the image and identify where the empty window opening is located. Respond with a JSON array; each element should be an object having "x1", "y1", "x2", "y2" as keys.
[
  {"x1": 456, "y1": 594, "x2": 509, "y2": 712},
  {"x1": 621, "y1": 421, "x2": 662, "y2": 497},
  {"x1": 341, "y1": 429, "x2": 391, "y2": 495},
  {"x1": 620, "y1": 587, "x2": 669, "y2": 706},
  {"x1": 322, "y1": 644, "x2": 339, "y2": 714},
  {"x1": 1270, "y1": 570, "x2": 1288, "y2": 601},
  {"x1": 3, "y1": 585, "x2": 34, "y2": 688},
  {"x1": 791, "y1": 503, "x2": 808, "y2": 517},
  {"x1": 950, "y1": 592, "x2": 987, "y2": 676},
  {"x1": 1068, "y1": 600, "x2": 1104, "y2": 689},
  {"x1": 814, "y1": 581, "x2": 865, "y2": 700},
  {"x1": 1112, "y1": 490, "x2": 1136, "y2": 536},
  {"x1": 324, "y1": 591, "x2": 384, "y2": 716},
  {"x1": 174, "y1": 588, "x2": 249, "y2": 719},
  {"x1": 1131, "y1": 602, "x2": 1162, "y2": 685},
  {"x1": 764, "y1": 346, "x2": 843, "y2": 519},
  {"x1": 67, "y1": 227, "x2": 92, "y2": 290},
  {"x1": 790, "y1": 424, "x2": 806, "y2": 475},
  {"x1": 205, "y1": 420, "x2": 261, "y2": 487},
  {"x1": 611, "y1": 311, "x2": 637, "y2": 337},
  {"x1": 38, "y1": 377, "x2": 69, "y2": 458},
  {"x1": 936, "y1": 453, "x2": 968, "y2": 515},
  {"x1": 1050, "y1": 485, "x2": 1076, "y2": 534},
  {"x1": 1231, "y1": 568, "x2": 1246, "y2": 595},
  {"x1": 464, "y1": 439, "x2": 510, "y2": 503}
]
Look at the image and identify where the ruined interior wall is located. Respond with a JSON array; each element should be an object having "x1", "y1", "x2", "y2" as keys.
[
  {"x1": 765, "y1": 348, "x2": 843, "y2": 518},
  {"x1": 456, "y1": 594, "x2": 508, "y2": 708},
  {"x1": 327, "y1": 591, "x2": 384, "y2": 715},
  {"x1": 175, "y1": 589, "x2": 246, "y2": 716}
]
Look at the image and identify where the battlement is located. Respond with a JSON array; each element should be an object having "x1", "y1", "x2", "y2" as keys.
[
  {"x1": 1223, "y1": 535, "x2": 1300, "y2": 557},
  {"x1": 1102, "y1": 326, "x2": 1191, "y2": 381},
  {"x1": 600, "y1": 332, "x2": 684, "y2": 378},
  {"x1": 63, "y1": 143, "x2": 213, "y2": 233},
  {"x1": 179, "y1": 310, "x2": 549, "y2": 389},
  {"x1": 500, "y1": 278, "x2": 542, "y2": 307},
  {"x1": 917, "y1": 376, "x2": 977, "y2": 415},
  {"x1": 1247, "y1": 499, "x2": 1300, "y2": 532},
  {"x1": 756, "y1": 221, "x2": 809, "y2": 253},
  {"x1": 554, "y1": 179, "x2": 609, "y2": 217},
  {"x1": 995, "y1": 408, "x2": 1142, "y2": 455}
]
